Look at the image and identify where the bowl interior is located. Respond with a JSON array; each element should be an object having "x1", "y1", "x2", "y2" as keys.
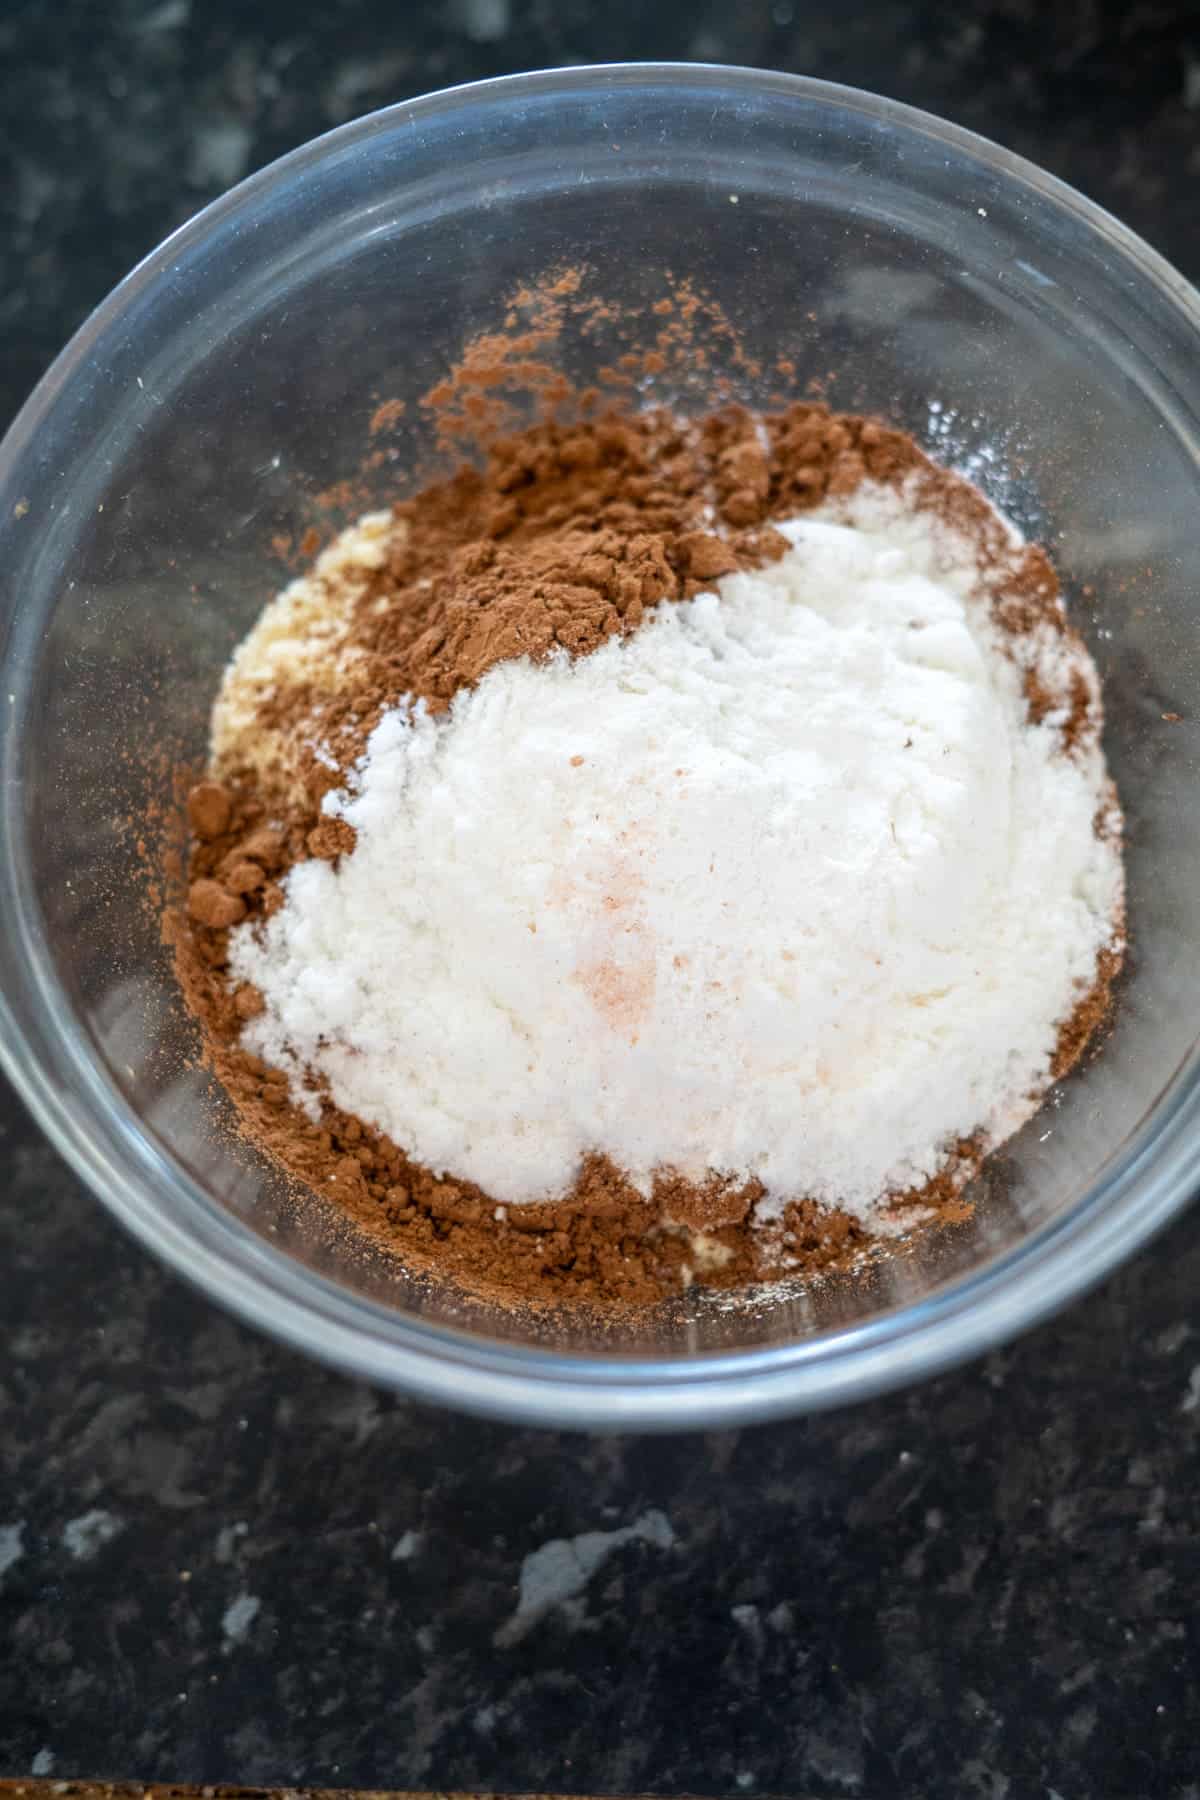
[{"x1": 2, "y1": 68, "x2": 1199, "y2": 1389}]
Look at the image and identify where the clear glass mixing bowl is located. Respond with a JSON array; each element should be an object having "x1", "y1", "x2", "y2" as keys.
[{"x1": 2, "y1": 64, "x2": 1198, "y2": 1430}]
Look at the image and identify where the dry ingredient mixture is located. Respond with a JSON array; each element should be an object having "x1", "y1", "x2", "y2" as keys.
[{"x1": 174, "y1": 396, "x2": 1125, "y2": 1312}]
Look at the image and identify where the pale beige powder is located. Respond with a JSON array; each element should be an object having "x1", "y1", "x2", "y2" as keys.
[{"x1": 212, "y1": 510, "x2": 404, "y2": 800}]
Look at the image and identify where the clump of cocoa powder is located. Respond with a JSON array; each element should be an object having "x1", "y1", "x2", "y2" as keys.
[{"x1": 173, "y1": 396, "x2": 1120, "y2": 1316}]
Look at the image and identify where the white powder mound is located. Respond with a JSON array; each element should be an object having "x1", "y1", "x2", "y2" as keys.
[{"x1": 228, "y1": 484, "x2": 1124, "y2": 1221}]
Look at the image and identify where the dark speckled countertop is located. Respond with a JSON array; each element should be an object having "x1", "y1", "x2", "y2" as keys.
[{"x1": 2, "y1": 4, "x2": 1200, "y2": 1795}]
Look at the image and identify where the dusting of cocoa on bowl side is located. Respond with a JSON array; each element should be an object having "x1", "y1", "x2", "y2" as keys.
[{"x1": 168, "y1": 369, "x2": 1124, "y2": 1315}]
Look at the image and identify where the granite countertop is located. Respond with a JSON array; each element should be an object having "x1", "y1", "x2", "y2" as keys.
[{"x1": 2, "y1": 3, "x2": 1199, "y2": 1794}]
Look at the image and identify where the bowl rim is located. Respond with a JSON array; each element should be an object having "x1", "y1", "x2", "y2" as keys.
[{"x1": 1, "y1": 59, "x2": 1198, "y2": 1431}]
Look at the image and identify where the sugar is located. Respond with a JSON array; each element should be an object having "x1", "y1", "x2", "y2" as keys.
[{"x1": 211, "y1": 510, "x2": 397, "y2": 802}]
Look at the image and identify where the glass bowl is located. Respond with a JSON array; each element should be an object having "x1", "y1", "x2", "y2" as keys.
[{"x1": 2, "y1": 64, "x2": 1198, "y2": 1431}]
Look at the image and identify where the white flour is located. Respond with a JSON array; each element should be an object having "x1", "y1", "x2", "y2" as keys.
[{"x1": 228, "y1": 483, "x2": 1124, "y2": 1220}]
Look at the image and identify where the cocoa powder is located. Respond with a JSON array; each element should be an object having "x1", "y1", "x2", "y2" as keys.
[{"x1": 173, "y1": 398, "x2": 1121, "y2": 1315}]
